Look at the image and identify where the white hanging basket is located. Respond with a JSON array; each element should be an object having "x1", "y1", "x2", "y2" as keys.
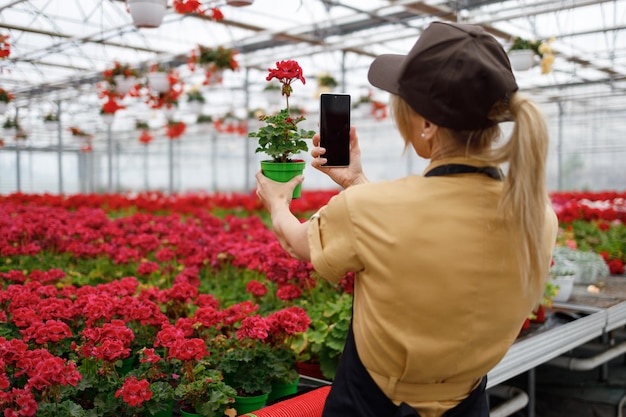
[
  {"x1": 3, "y1": 128, "x2": 16, "y2": 138},
  {"x1": 113, "y1": 75, "x2": 137, "y2": 95},
  {"x1": 508, "y1": 50, "x2": 536, "y2": 71},
  {"x1": 101, "y1": 113, "x2": 116, "y2": 125},
  {"x1": 146, "y1": 72, "x2": 170, "y2": 93},
  {"x1": 127, "y1": 0, "x2": 167, "y2": 29},
  {"x1": 187, "y1": 101, "x2": 204, "y2": 115},
  {"x1": 162, "y1": 106, "x2": 176, "y2": 119},
  {"x1": 0, "y1": 102, "x2": 7, "y2": 115},
  {"x1": 44, "y1": 121, "x2": 60, "y2": 132}
]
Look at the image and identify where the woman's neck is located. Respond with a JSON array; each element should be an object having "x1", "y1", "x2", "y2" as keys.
[{"x1": 429, "y1": 145, "x2": 468, "y2": 161}]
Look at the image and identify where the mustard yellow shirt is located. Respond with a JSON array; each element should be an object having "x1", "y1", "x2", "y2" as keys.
[{"x1": 308, "y1": 157, "x2": 558, "y2": 417}]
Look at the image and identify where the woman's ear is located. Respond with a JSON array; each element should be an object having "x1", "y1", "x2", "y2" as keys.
[{"x1": 422, "y1": 120, "x2": 438, "y2": 142}]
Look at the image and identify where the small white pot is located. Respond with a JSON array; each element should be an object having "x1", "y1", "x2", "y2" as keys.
[
  {"x1": 146, "y1": 72, "x2": 170, "y2": 93},
  {"x1": 113, "y1": 75, "x2": 137, "y2": 95},
  {"x1": 162, "y1": 106, "x2": 176, "y2": 119},
  {"x1": 3, "y1": 128, "x2": 16, "y2": 138},
  {"x1": 508, "y1": 50, "x2": 536, "y2": 71},
  {"x1": 0, "y1": 102, "x2": 7, "y2": 114},
  {"x1": 187, "y1": 101, "x2": 204, "y2": 115},
  {"x1": 127, "y1": 0, "x2": 167, "y2": 29},
  {"x1": 549, "y1": 275, "x2": 576, "y2": 303},
  {"x1": 101, "y1": 113, "x2": 116, "y2": 125}
]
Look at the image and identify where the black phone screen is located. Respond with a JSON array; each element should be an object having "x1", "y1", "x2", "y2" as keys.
[{"x1": 320, "y1": 93, "x2": 350, "y2": 167}]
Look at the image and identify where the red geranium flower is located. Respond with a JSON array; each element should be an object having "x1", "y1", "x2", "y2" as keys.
[
  {"x1": 115, "y1": 376, "x2": 152, "y2": 407},
  {"x1": 266, "y1": 60, "x2": 306, "y2": 98}
]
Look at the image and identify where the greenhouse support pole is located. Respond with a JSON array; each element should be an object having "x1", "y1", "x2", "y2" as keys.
[
  {"x1": 115, "y1": 139, "x2": 120, "y2": 192},
  {"x1": 107, "y1": 122, "x2": 113, "y2": 193},
  {"x1": 168, "y1": 138, "x2": 174, "y2": 194},
  {"x1": 56, "y1": 101, "x2": 63, "y2": 194},
  {"x1": 244, "y1": 68, "x2": 251, "y2": 193},
  {"x1": 211, "y1": 130, "x2": 217, "y2": 192},
  {"x1": 15, "y1": 109, "x2": 21, "y2": 192},
  {"x1": 143, "y1": 144, "x2": 149, "y2": 191},
  {"x1": 557, "y1": 101, "x2": 564, "y2": 190}
]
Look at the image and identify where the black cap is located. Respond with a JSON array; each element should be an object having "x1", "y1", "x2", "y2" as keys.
[{"x1": 368, "y1": 21, "x2": 518, "y2": 130}]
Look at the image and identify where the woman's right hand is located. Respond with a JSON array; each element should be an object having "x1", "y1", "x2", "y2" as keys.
[{"x1": 310, "y1": 126, "x2": 368, "y2": 189}]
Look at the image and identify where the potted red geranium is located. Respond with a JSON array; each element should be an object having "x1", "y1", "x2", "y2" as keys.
[{"x1": 248, "y1": 60, "x2": 315, "y2": 198}]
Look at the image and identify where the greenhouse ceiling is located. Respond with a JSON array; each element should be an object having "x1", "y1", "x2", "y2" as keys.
[{"x1": 1, "y1": 0, "x2": 626, "y2": 110}]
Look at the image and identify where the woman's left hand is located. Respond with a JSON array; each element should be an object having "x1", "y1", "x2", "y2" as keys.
[{"x1": 255, "y1": 171, "x2": 304, "y2": 213}]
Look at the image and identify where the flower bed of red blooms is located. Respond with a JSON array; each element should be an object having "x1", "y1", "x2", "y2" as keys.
[
  {"x1": 0, "y1": 190, "x2": 351, "y2": 416},
  {"x1": 0, "y1": 190, "x2": 623, "y2": 415}
]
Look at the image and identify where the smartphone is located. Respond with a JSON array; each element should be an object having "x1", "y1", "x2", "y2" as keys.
[{"x1": 320, "y1": 93, "x2": 351, "y2": 167}]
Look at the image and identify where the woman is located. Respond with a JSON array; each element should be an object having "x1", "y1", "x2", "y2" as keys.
[{"x1": 255, "y1": 21, "x2": 558, "y2": 417}]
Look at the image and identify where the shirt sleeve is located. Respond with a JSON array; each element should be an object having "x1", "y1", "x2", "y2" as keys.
[{"x1": 307, "y1": 192, "x2": 364, "y2": 283}]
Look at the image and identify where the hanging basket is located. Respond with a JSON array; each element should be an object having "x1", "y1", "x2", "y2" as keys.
[
  {"x1": 101, "y1": 113, "x2": 115, "y2": 125},
  {"x1": 146, "y1": 72, "x2": 170, "y2": 93},
  {"x1": 113, "y1": 75, "x2": 137, "y2": 95},
  {"x1": 44, "y1": 121, "x2": 59, "y2": 132},
  {"x1": 3, "y1": 127, "x2": 16, "y2": 138},
  {"x1": 163, "y1": 106, "x2": 176, "y2": 119},
  {"x1": 187, "y1": 101, "x2": 204, "y2": 115},
  {"x1": 508, "y1": 50, "x2": 536, "y2": 71},
  {"x1": 127, "y1": 0, "x2": 167, "y2": 29}
]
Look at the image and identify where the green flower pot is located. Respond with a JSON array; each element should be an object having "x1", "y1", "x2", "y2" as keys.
[
  {"x1": 260, "y1": 160, "x2": 306, "y2": 199},
  {"x1": 233, "y1": 392, "x2": 269, "y2": 415},
  {"x1": 267, "y1": 376, "x2": 300, "y2": 403}
]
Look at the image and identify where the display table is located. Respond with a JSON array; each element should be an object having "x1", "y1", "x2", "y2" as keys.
[{"x1": 489, "y1": 276, "x2": 626, "y2": 388}]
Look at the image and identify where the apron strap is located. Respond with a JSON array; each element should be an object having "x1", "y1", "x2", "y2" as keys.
[{"x1": 424, "y1": 164, "x2": 503, "y2": 181}]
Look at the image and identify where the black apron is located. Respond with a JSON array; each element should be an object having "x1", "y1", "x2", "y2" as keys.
[{"x1": 322, "y1": 164, "x2": 502, "y2": 417}]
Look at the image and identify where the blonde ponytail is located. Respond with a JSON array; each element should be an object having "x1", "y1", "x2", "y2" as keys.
[{"x1": 491, "y1": 93, "x2": 551, "y2": 286}]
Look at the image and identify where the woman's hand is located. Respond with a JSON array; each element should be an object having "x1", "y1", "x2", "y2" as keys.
[
  {"x1": 255, "y1": 171, "x2": 303, "y2": 214},
  {"x1": 254, "y1": 171, "x2": 310, "y2": 261},
  {"x1": 310, "y1": 126, "x2": 368, "y2": 189}
]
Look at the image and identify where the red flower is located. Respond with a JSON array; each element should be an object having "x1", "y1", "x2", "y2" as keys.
[
  {"x1": 607, "y1": 259, "x2": 625, "y2": 275},
  {"x1": 115, "y1": 376, "x2": 152, "y2": 407},
  {"x1": 276, "y1": 283, "x2": 302, "y2": 301},
  {"x1": 139, "y1": 348, "x2": 162, "y2": 364},
  {"x1": 169, "y1": 337, "x2": 207, "y2": 361},
  {"x1": 138, "y1": 129, "x2": 153, "y2": 145},
  {"x1": 193, "y1": 306, "x2": 223, "y2": 328},
  {"x1": 0, "y1": 33, "x2": 10, "y2": 59},
  {"x1": 266, "y1": 60, "x2": 306, "y2": 98},
  {"x1": 31, "y1": 320, "x2": 72, "y2": 344},
  {"x1": 155, "y1": 324, "x2": 185, "y2": 348},
  {"x1": 246, "y1": 280, "x2": 267, "y2": 297},
  {"x1": 94, "y1": 338, "x2": 129, "y2": 362},
  {"x1": 266, "y1": 307, "x2": 310, "y2": 346},
  {"x1": 236, "y1": 315, "x2": 269, "y2": 341},
  {"x1": 210, "y1": 8, "x2": 224, "y2": 20},
  {"x1": 165, "y1": 120, "x2": 186, "y2": 139},
  {"x1": 173, "y1": 0, "x2": 205, "y2": 14},
  {"x1": 101, "y1": 97, "x2": 125, "y2": 114},
  {"x1": 371, "y1": 100, "x2": 388, "y2": 121},
  {"x1": 137, "y1": 261, "x2": 160, "y2": 276}
]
